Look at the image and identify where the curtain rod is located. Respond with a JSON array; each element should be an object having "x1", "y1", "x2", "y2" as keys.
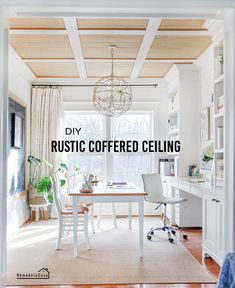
[{"x1": 31, "y1": 83, "x2": 158, "y2": 88}]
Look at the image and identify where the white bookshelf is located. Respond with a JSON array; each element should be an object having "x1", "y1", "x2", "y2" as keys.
[
  {"x1": 165, "y1": 64, "x2": 199, "y2": 177},
  {"x1": 213, "y1": 38, "x2": 225, "y2": 188}
]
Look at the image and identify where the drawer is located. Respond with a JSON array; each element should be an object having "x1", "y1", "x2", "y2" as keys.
[
  {"x1": 171, "y1": 180, "x2": 179, "y2": 188},
  {"x1": 191, "y1": 185, "x2": 203, "y2": 198},
  {"x1": 179, "y1": 181, "x2": 190, "y2": 193}
]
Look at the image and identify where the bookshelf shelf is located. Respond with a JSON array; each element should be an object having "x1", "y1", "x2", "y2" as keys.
[
  {"x1": 215, "y1": 149, "x2": 224, "y2": 153},
  {"x1": 214, "y1": 74, "x2": 224, "y2": 84},
  {"x1": 213, "y1": 39, "x2": 225, "y2": 189},
  {"x1": 214, "y1": 111, "x2": 224, "y2": 118},
  {"x1": 168, "y1": 129, "x2": 179, "y2": 136}
]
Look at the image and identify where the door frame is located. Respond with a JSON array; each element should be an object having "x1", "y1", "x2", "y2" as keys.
[{"x1": 1, "y1": 1, "x2": 235, "y2": 286}]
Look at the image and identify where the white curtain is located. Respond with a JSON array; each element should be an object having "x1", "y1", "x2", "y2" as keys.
[{"x1": 31, "y1": 86, "x2": 64, "y2": 177}]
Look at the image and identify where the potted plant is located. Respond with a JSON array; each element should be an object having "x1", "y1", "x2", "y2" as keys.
[
  {"x1": 201, "y1": 143, "x2": 214, "y2": 183},
  {"x1": 27, "y1": 155, "x2": 44, "y2": 204},
  {"x1": 36, "y1": 162, "x2": 68, "y2": 204},
  {"x1": 27, "y1": 155, "x2": 68, "y2": 204}
]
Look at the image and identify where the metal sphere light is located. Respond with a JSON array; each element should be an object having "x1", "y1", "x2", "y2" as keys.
[{"x1": 93, "y1": 46, "x2": 132, "y2": 117}]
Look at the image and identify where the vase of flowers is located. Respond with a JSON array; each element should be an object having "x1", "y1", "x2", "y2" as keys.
[{"x1": 201, "y1": 143, "x2": 214, "y2": 183}]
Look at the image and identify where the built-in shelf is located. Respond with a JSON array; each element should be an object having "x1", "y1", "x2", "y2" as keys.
[
  {"x1": 168, "y1": 152, "x2": 179, "y2": 156},
  {"x1": 214, "y1": 74, "x2": 224, "y2": 84},
  {"x1": 213, "y1": 38, "x2": 224, "y2": 189},
  {"x1": 168, "y1": 107, "x2": 179, "y2": 115},
  {"x1": 215, "y1": 149, "x2": 224, "y2": 153},
  {"x1": 168, "y1": 129, "x2": 179, "y2": 136},
  {"x1": 214, "y1": 111, "x2": 224, "y2": 118}
]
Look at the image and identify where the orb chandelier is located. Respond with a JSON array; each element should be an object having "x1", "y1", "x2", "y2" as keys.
[{"x1": 93, "y1": 45, "x2": 132, "y2": 117}]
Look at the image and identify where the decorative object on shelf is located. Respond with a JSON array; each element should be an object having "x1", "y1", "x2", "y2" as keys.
[
  {"x1": 201, "y1": 143, "x2": 214, "y2": 165},
  {"x1": 217, "y1": 96, "x2": 224, "y2": 112},
  {"x1": 93, "y1": 45, "x2": 132, "y2": 117},
  {"x1": 200, "y1": 107, "x2": 210, "y2": 141},
  {"x1": 80, "y1": 175, "x2": 93, "y2": 193},
  {"x1": 189, "y1": 165, "x2": 197, "y2": 177},
  {"x1": 209, "y1": 106, "x2": 214, "y2": 140},
  {"x1": 215, "y1": 158, "x2": 224, "y2": 187},
  {"x1": 200, "y1": 143, "x2": 214, "y2": 183},
  {"x1": 217, "y1": 126, "x2": 224, "y2": 149}
]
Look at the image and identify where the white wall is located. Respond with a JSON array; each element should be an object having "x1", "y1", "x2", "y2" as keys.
[
  {"x1": 195, "y1": 45, "x2": 214, "y2": 155},
  {"x1": 63, "y1": 80, "x2": 168, "y2": 215},
  {"x1": 7, "y1": 48, "x2": 32, "y2": 234}
]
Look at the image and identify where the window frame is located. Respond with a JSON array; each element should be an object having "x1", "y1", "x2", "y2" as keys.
[{"x1": 64, "y1": 109, "x2": 155, "y2": 182}]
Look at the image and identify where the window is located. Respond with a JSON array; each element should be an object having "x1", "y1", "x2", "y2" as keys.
[
  {"x1": 111, "y1": 113, "x2": 153, "y2": 187},
  {"x1": 64, "y1": 112, "x2": 105, "y2": 178},
  {"x1": 64, "y1": 111, "x2": 154, "y2": 187}
]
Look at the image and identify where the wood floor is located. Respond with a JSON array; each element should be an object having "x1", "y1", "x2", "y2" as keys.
[{"x1": 8, "y1": 223, "x2": 220, "y2": 288}]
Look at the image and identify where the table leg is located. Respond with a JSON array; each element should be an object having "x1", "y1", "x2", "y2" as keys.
[
  {"x1": 73, "y1": 195, "x2": 78, "y2": 258},
  {"x1": 138, "y1": 197, "x2": 144, "y2": 257},
  {"x1": 128, "y1": 202, "x2": 132, "y2": 230}
]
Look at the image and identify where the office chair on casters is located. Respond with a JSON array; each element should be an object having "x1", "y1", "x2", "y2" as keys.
[{"x1": 142, "y1": 173, "x2": 188, "y2": 243}]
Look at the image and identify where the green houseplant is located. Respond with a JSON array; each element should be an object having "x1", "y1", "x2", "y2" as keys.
[
  {"x1": 27, "y1": 156, "x2": 68, "y2": 204},
  {"x1": 202, "y1": 143, "x2": 214, "y2": 163}
]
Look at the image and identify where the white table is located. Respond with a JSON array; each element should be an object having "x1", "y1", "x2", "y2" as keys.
[{"x1": 68, "y1": 183, "x2": 146, "y2": 258}]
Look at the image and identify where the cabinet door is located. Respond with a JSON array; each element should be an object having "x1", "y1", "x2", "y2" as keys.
[
  {"x1": 203, "y1": 196, "x2": 217, "y2": 253},
  {"x1": 216, "y1": 199, "x2": 224, "y2": 260}
]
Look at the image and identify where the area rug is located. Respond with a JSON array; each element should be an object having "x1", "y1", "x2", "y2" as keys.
[{"x1": 7, "y1": 218, "x2": 216, "y2": 285}]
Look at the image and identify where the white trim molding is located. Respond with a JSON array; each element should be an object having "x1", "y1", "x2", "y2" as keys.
[{"x1": 0, "y1": 8, "x2": 9, "y2": 287}]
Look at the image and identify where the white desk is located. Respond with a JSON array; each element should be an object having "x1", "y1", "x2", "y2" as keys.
[
  {"x1": 68, "y1": 183, "x2": 146, "y2": 258},
  {"x1": 162, "y1": 176, "x2": 224, "y2": 265}
]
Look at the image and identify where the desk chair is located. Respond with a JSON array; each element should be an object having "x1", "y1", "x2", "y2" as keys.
[{"x1": 142, "y1": 173, "x2": 187, "y2": 243}]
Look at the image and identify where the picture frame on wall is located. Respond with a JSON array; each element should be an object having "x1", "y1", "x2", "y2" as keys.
[
  {"x1": 200, "y1": 107, "x2": 210, "y2": 141},
  {"x1": 11, "y1": 113, "x2": 23, "y2": 149}
]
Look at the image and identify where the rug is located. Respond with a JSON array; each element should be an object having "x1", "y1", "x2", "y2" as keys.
[{"x1": 7, "y1": 218, "x2": 216, "y2": 285}]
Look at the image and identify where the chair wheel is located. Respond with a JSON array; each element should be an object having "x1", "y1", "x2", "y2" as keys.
[
  {"x1": 183, "y1": 234, "x2": 188, "y2": 240},
  {"x1": 147, "y1": 235, "x2": 152, "y2": 240},
  {"x1": 171, "y1": 230, "x2": 176, "y2": 235},
  {"x1": 150, "y1": 231, "x2": 154, "y2": 235},
  {"x1": 168, "y1": 237, "x2": 174, "y2": 243}
]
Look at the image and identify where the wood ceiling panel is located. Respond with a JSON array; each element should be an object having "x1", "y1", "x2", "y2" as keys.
[
  {"x1": 77, "y1": 18, "x2": 148, "y2": 30},
  {"x1": 9, "y1": 35, "x2": 74, "y2": 59},
  {"x1": 85, "y1": 61, "x2": 134, "y2": 77},
  {"x1": 9, "y1": 18, "x2": 65, "y2": 30},
  {"x1": 139, "y1": 63, "x2": 173, "y2": 78},
  {"x1": 147, "y1": 36, "x2": 212, "y2": 59},
  {"x1": 80, "y1": 35, "x2": 143, "y2": 59},
  {"x1": 159, "y1": 19, "x2": 206, "y2": 31},
  {"x1": 26, "y1": 62, "x2": 79, "y2": 78}
]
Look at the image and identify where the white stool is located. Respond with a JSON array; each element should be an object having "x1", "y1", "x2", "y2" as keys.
[{"x1": 30, "y1": 204, "x2": 49, "y2": 221}]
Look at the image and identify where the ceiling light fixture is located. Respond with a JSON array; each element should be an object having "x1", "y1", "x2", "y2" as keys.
[{"x1": 93, "y1": 45, "x2": 132, "y2": 117}]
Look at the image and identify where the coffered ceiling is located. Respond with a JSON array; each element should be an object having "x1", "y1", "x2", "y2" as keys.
[{"x1": 9, "y1": 17, "x2": 213, "y2": 79}]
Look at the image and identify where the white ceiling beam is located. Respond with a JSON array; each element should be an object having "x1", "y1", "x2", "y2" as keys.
[
  {"x1": 9, "y1": 30, "x2": 67, "y2": 35},
  {"x1": 157, "y1": 30, "x2": 211, "y2": 36},
  {"x1": 78, "y1": 30, "x2": 146, "y2": 35},
  {"x1": 13, "y1": 10, "x2": 217, "y2": 19},
  {"x1": 131, "y1": 18, "x2": 161, "y2": 78},
  {"x1": 23, "y1": 58, "x2": 195, "y2": 63},
  {"x1": 63, "y1": 17, "x2": 87, "y2": 78},
  {"x1": 9, "y1": 29, "x2": 212, "y2": 36}
]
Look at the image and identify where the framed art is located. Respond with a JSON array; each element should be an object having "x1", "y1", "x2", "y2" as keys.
[
  {"x1": 8, "y1": 95, "x2": 26, "y2": 196},
  {"x1": 11, "y1": 113, "x2": 23, "y2": 149},
  {"x1": 200, "y1": 107, "x2": 210, "y2": 141}
]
